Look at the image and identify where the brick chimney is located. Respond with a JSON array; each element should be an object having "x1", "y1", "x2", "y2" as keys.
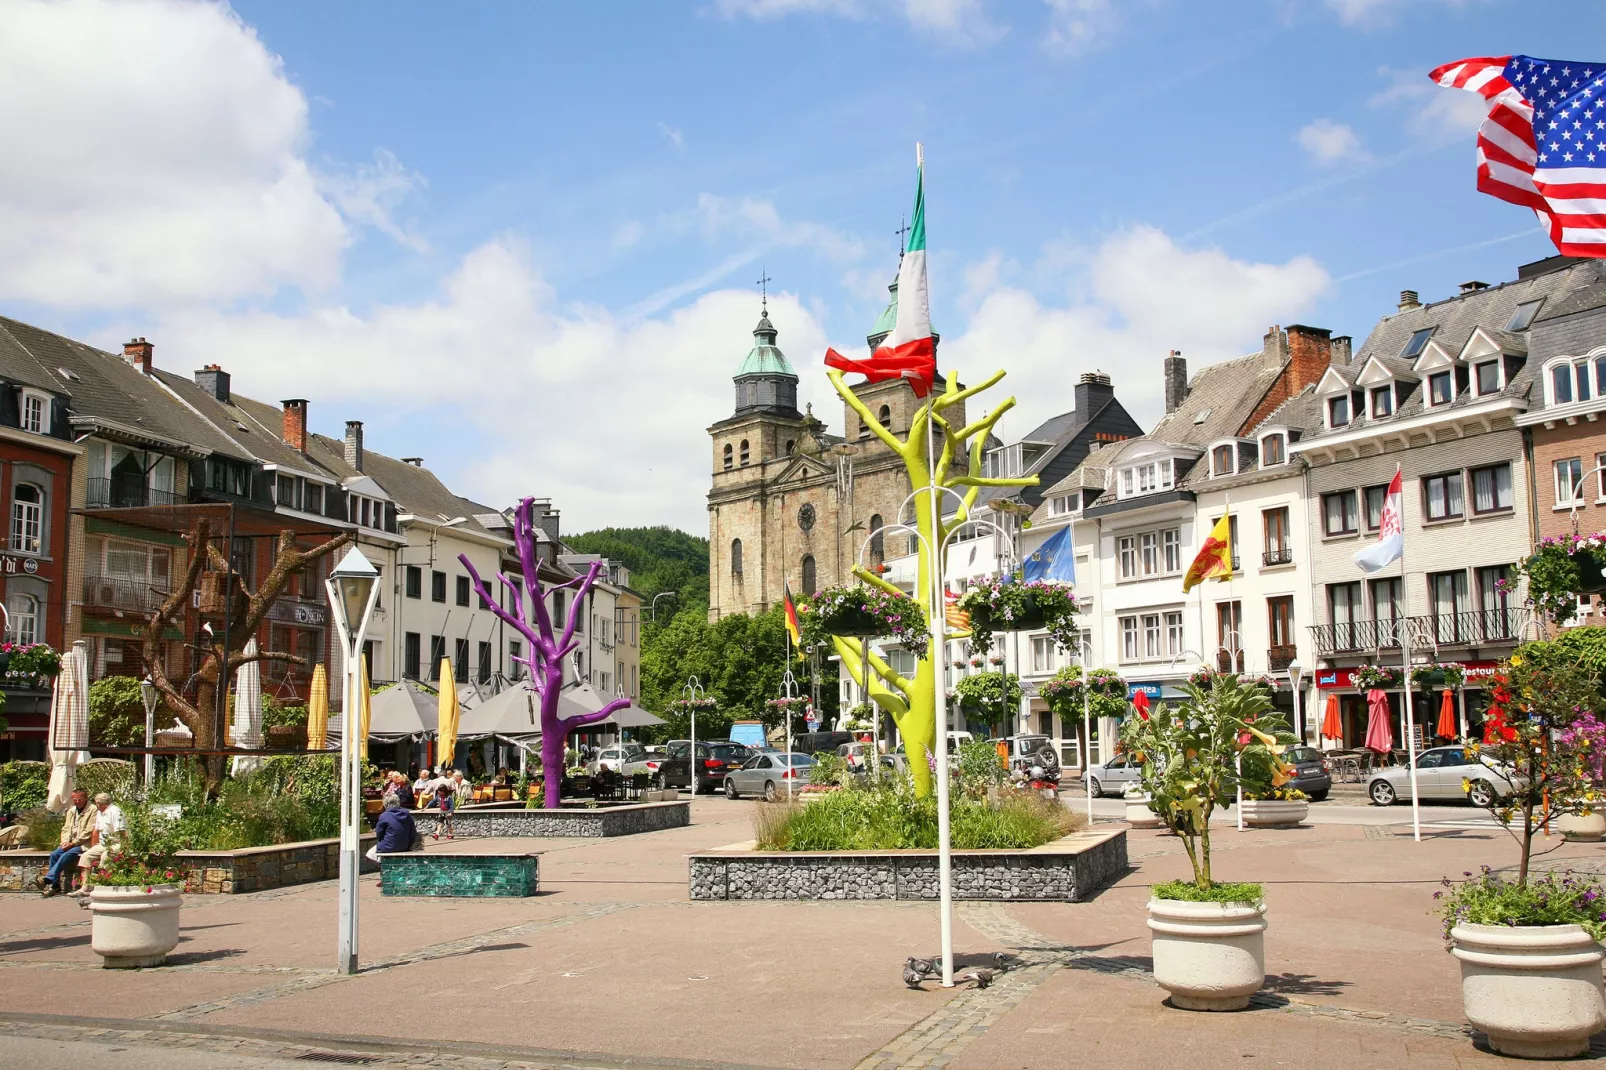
[
  {"x1": 344, "y1": 420, "x2": 364, "y2": 472},
  {"x1": 1163, "y1": 351, "x2": 1188, "y2": 413},
  {"x1": 1074, "y1": 371, "x2": 1113, "y2": 420},
  {"x1": 1285, "y1": 324, "x2": 1333, "y2": 392},
  {"x1": 282, "y1": 399, "x2": 308, "y2": 452},
  {"x1": 194, "y1": 364, "x2": 230, "y2": 403},
  {"x1": 123, "y1": 337, "x2": 154, "y2": 375}
]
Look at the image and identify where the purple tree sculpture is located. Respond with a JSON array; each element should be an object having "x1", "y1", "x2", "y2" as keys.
[{"x1": 459, "y1": 497, "x2": 630, "y2": 808}]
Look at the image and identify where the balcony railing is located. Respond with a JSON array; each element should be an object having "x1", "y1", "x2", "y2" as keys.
[
  {"x1": 82, "y1": 574, "x2": 169, "y2": 615},
  {"x1": 1262, "y1": 547, "x2": 1294, "y2": 566},
  {"x1": 1309, "y1": 607, "x2": 1526, "y2": 656},
  {"x1": 1267, "y1": 644, "x2": 1297, "y2": 671},
  {"x1": 1215, "y1": 647, "x2": 1245, "y2": 672},
  {"x1": 86, "y1": 478, "x2": 186, "y2": 510}
]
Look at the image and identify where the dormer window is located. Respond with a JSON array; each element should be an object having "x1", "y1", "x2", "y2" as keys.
[
  {"x1": 1049, "y1": 494, "x2": 1077, "y2": 516},
  {"x1": 1260, "y1": 433, "x2": 1285, "y2": 466},
  {"x1": 1476, "y1": 360, "x2": 1502, "y2": 396},
  {"x1": 1428, "y1": 370, "x2": 1454, "y2": 406},
  {"x1": 1117, "y1": 458, "x2": 1175, "y2": 499},
  {"x1": 1370, "y1": 385, "x2": 1394, "y2": 418},
  {"x1": 19, "y1": 390, "x2": 48, "y2": 435},
  {"x1": 1506, "y1": 299, "x2": 1544, "y2": 332},
  {"x1": 1328, "y1": 394, "x2": 1351, "y2": 428},
  {"x1": 1211, "y1": 444, "x2": 1234, "y2": 477},
  {"x1": 1401, "y1": 326, "x2": 1436, "y2": 359},
  {"x1": 1546, "y1": 354, "x2": 1606, "y2": 406}
]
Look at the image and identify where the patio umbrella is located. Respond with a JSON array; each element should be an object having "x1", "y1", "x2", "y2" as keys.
[
  {"x1": 45, "y1": 642, "x2": 90, "y2": 811},
  {"x1": 1320, "y1": 693, "x2": 1342, "y2": 744},
  {"x1": 1435, "y1": 689, "x2": 1457, "y2": 741},
  {"x1": 437, "y1": 658, "x2": 460, "y2": 770},
  {"x1": 1363, "y1": 689, "x2": 1394, "y2": 754},
  {"x1": 1131, "y1": 690, "x2": 1151, "y2": 721},
  {"x1": 230, "y1": 638, "x2": 264, "y2": 776},
  {"x1": 306, "y1": 664, "x2": 329, "y2": 750}
]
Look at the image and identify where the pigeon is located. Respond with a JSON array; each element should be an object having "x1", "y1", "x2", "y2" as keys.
[
  {"x1": 907, "y1": 956, "x2": 938, "y2": 978},
  {"x1": 992, "y1": 952, "x2": 1011, "y2": 971},
  {"x1": 961, "y1": 968, "x2": 996, "y2": 989},
  {"x1": 903, "y1": 964, "x2": 925, "y2": 989}
]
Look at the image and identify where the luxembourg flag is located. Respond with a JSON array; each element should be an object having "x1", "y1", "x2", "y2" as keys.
[
  {"x1": 1354, "y1": 467, "x2": 1404, "y2": 574},
  {"x1": 824, "y1": 147, "x2": 937, "y2": 398}
]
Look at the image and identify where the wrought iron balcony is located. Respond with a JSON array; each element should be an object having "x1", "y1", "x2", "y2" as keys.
[
  {"x1": 1267, "y1": 644, "x2": 1297, "y2": 671},
  {"x1": 82, "y1": 574, "x2": 169, "y2": 615},
  {"x1": 1262, "y1": 547, "x2": 1294, "y2": 566},
  {"x1": 1308, "y1": 608, "x2": 1527, "y2": 656},
  {"x1": 86, "y1": 478, "x2": 185, "y2": 509}
]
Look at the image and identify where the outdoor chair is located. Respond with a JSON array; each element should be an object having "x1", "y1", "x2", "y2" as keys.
[{"x1": 0, "y1": 825, "x2": 27, "y2": 850}]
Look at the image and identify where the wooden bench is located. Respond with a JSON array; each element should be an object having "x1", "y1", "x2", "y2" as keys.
[{"x1": 378, "y1": 850, "x2": 539, "y2": 898}]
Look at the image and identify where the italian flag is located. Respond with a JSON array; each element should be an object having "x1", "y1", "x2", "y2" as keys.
[{"x1": 825, "y1": 151, "x2": 937, "y2": 398}]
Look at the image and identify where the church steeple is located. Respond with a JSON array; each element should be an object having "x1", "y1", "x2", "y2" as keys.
[{"x1": 732, "y1": 277, "x2": 800, "y2": 417}]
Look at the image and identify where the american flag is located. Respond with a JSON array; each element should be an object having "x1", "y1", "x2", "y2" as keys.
[{"x1": 1432, "y1": 55, "x2": 1606, "y2": 256}]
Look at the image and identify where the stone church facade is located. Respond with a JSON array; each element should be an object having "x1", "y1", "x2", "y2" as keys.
[{"x1": 707, "y1": 285, "x2": 965, "y2": 620}]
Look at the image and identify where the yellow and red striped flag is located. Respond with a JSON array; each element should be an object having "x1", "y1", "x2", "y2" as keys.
[{"x1": 1182, "y1": 514, "x2": 1233, "y2": 593}]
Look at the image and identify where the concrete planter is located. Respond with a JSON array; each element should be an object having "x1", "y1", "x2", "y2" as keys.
[
  {"x1": 90, "y1": 884, "x2": 182, "y2": 968},
  {"x1": 1451, "y1": 922, "x2": 1606, "y2": 1058},
  {"x1": 1147, "y1": 897, "x2": 1267, "y2": 1011},
  {"x1": 1557, "y1": 812, "x2": 1606, "y2": 843},
  {"x1": 1239, "y1": 798, "x2": 1308, "y2": 828},
  {"x1": 1124, "y1": 794, "x2": 1164, "y2": 829}
]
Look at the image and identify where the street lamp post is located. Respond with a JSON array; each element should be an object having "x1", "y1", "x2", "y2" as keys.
[
  {"x1": 139, "y1": 676, "x2": 160, "y2": 785},
  {"x1": 326, "y1": 546, "x2": 381, "y2": 977},
  {"x1": 683, "y1": 676, "x2": 705, "y2": 798},
  {"x1": 778, "y1": 669, "x2": 800, "y2": 800},
  {"x1": 1287, "y1": 661, "x2": 1304, "y2": 743}
]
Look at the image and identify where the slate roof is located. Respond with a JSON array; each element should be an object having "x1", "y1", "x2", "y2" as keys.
[
  {"x1": 323, "y1": 441, "x2": 501, "y2": 542},
  {"x1": 153, "y1": 373, "x2": 340, "y2": 476}
]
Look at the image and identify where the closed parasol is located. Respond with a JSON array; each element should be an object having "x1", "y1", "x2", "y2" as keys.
[
  {"x1": 1435, "y1": 689, "x2": 1457, "y2": 741},
  {"x1": 437, "y1": 658, "x2": 460, "y2": 770},
  {"x1": 357, "y1": 656, "x2": 374, "y2": 760},
  {"x1": 1363, "y1": 689, "x2": 1394, "y2": 754},
  {"x1": 231, "y1": 638, "x2": 264, "y2": 776},
  {"x1": 1131, "y1": 690, "x2": 1151, "y2": 720},
  {"x1": 45, "y1": 642, "x2": 90, "y2": 811},
  {"x1": 1320, "y1": 693, "x2": 1342, "y2": 744},
  {"x1": 307, "y1": 664, "x2": 330, "y2": 750}
]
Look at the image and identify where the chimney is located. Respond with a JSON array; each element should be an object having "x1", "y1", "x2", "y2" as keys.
[
  {"x1": 528, "y1": 498, "x2": 561, "y2": 545},
  {"x1": 1074, "y1": 371, "x2": 1114, "y2": 419},
  {"x1": 1163, "y1": 351, "x2": 1188, "y2": 413},
  {"x1": 1285, "y1": 324, "x2": 1334, "y2": 392},
  {"x1": 344, "y1": 420, "x2": 364, "y2": 472},
  {"x1": 1459, "y1": 280, "x2": 1490, "y2": 295},
  {"x1": 1398, "y1": 289, "x2": 1421, "y2": 311},
  {"x1": 193, "y1": 364, "x2": 230, "y2": 404},
  {"x1": 123, "y1": 337, "x2": 154, "y2": 375},
  {"x1": 1330, "y1": 335, "x2": 1353, "y2": 366},
  {"x1": 281, "y1": 399, "x2": 308, "y2": 452},
  {"x1": 400, "y1": 457, "x2": 424, "y2": 467}
]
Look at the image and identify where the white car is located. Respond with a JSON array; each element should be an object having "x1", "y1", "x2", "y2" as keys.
[
  {"x1": 1367, "y1": 747, "x2": 1524, "y2": 807},
  {"x1": 1084, "y1": 755, "x2": 1143, "y2": 798},
  {"x1": 586, "y1": 744, "x2": 663, "y2": 780}
]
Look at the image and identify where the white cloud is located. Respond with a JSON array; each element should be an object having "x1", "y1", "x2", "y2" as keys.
[
  {"x1": 1296, "y1": 118, "x2": 1371, "y2": 164},
  {"x1": 943, "y1": 225, "x2": 1331, "y2": 437},
  {"x1": 320, "y1": 149, "x2": 429, "y2": 253},
  {"x1": 695, "y1": 194, "x2": 866, "y2": 262},
  {"x1": 1327, "y1": 0, "x2": 1474, "y2": 29},
  {"x1": 1371, "y1": 66, "x2": 1487, "y2": 144},
  {"x1": 657, "y1": 122, "x2": 685, "y2": 150},
  {"x1": 612, "y1": 220, "x2": 645, "y2": 250},
  {"x1": 711, "y1": 0, "x2": 862, "y2": 18},
  {"x1": 1042, "y1": 0, "x2": 1118, "y2": 56}
]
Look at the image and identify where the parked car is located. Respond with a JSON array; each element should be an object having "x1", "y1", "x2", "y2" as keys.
[
  {"x1": 1367, "y1": 746, "x2": 1524, "y2": 806},
  {"x1": 836, "y1": 742, "x2": 876, "y2": 770},
  {"x1": 1084, "y1": 754, "x2": 1143, "y2": 797},
  {"x1": 989, "y1": 734, "x2": 1061, "y2": 784},
  {"x1": 662, "y1": 740, "x2": 753, "y2": 793},
  {"x1": 1280, "y1": 745, "x2": 1332, "y2": 802},
  {"x1": 879, "y1": 753, "x2": 910, "y2": 776},
  {"x1": 585, "y1": 743, "x2": 662, "y2": 780},
  {"x1": 723, "y1": 752, "x2": 816, "y2": 800},
  {"x1": 793, "y1": 731, "x2": 854, "y2": 755}
]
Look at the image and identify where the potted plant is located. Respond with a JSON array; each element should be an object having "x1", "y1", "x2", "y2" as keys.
[
  {"x1": 799, "y1": 585, "x2": 929, "y2": 655},
  {"x1": 1238, "y1": 786, "x2": 1308, "y2": 828},
  {"x1": 956, "y1": 578, "x2": 1079, "y2": 656},
  {"x1": 1040, "y1": 665, "x2": 1129, "y2": 723},
  {"x1": 1511, "y1": 532, "x2": 1606, "y2": 624},
  {"x1": 86, "y1": 812, "x2": 186, "y2": 969},
  {"x1": 1123, "y1": 780, "x2": 1163, "y2": 829},
  {"x1": 1410, "y1": 661, "x2": 1466, "y2": 692},
  {"x1": 1353, "y1": 664, "x2": 1401, "y2": 691},
  {"x1": 262, "y1": 699, "x2": 309, "y2": 750},
  {"x1": 1187, "y1": 666, "x2": 1217, "y2": 689},
  {"x1": 1437, "y1": 644, "x2": 1606, "y2": 1057},
  {"x1": 1120, "y1": 674, "x2": 1293, "y2": 1011},
  {"x1": 5, "y1": 643, "x2": 61, "y2": 690}
]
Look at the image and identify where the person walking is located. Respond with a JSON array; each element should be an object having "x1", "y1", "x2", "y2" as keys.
[
  {"x1": 430, "y1": 780, "x2": 455, "y2": 840},
  {"x1": 37, "y1": 789, "x2": 95, "y2": 897}
]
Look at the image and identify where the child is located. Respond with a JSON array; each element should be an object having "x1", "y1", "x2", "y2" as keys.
[{"x1": 431, "y1": 780, "x2": 455, "y2": 840}]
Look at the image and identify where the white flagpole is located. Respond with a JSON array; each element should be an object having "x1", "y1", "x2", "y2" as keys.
[{"x1": 1398, "y1": 465, "x2": 1421, "y2": 842}]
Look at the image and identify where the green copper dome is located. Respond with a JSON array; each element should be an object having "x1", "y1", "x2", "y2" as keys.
[
  {"x1": 867, "y1": 278, "x2": 899, "y2": 347},
  {"x1": 736, "y1": 309, "x2": 796, "y2": 377}
]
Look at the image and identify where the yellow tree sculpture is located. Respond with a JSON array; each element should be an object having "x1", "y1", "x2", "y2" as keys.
[{"x1": 827, "y1": 367, "x2": 1036, "y2": 796}]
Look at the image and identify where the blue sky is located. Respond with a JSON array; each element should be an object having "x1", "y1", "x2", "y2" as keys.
[{"x1": 0, "y1": 0, "x2": 1599, "y2": 533}]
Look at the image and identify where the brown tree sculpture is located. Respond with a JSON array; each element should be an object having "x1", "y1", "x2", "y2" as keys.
[{"x1": 141, "y1": 516, "x2": 351, "y2": 797}]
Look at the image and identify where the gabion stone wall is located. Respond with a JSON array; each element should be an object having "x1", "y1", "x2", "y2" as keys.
[{"x1": 449, "y1": 800, "x2": 690, "y2": 839}]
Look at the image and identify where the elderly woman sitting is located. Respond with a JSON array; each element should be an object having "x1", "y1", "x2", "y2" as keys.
[{"x1": 366, "y1": 797, "x2": 419, "y2": 862}]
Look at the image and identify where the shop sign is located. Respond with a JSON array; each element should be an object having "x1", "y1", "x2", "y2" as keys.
[
  {"x1": 1317, "y1": 659, "x2": 1501, "y2": 691},
  {"x1": 1127, "y1": 681, "x2": 1162, "y2": 699},
  {"x1": 0, "y1": 555, "x2": 39, "y2": 575},
  {"x1": 266, "y1": 600, "x2": 327, "y2": 627}
]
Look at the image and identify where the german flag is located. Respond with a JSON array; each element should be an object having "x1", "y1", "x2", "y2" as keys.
[{"x1": 783, "y1": 581, "x2": 803, "y2": 653}]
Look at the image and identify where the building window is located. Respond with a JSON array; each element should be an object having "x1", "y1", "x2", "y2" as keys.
[
  {"x1": 1162, "y1": 528, "x2": 1181, "y2": 573},
  {"x1": 1142, "y1": 613, "x2": 1162, "y2": 659},
  {"x1": 20, "y1": 391, "x2": 47, "y2": 434},
  {"x1": 1322, "y1": 490, "x2": 1358, "y2": 536},
  {"x1": 1262, "y1": 507, "x2": 1290, "y2": 564},
  {"x1": 739, "y1": 439, "x2": 750, "y2": 466},
  {"x1": 1556, "y1": 457, "x2": 1584, "y2": 505},
  {"x1": 552, "y1": 591, "x2": 567, "y2": 629},
  {"x1": 404, "y1": 632, "x2": 421, "y2": 680},
  {"x1": 801, "y1": 554, "x2": 817, "y2": 594},
  {"x1": 1329, "y1": 582, "x2": 1362, "y2": 649},
  {"x1": 1165, "y1": 611, "x2": 1184, "y2": 656},
  {"x1": 1477, "y1": 565, "x2": 1514, "y2": 639},
  {"x1": 1120, "y1": 469, "x2": 1134, "y2": 496},
  {"x1": 1401, "y1": 326, "x2": 1435, "y2": 359},
  {"x1": 455, "y1": 639, "x2": 469, "y2": 683},
  {"x1": 1031, "y1": 635, "x2": 1058, "y2": 674},
  {"x1": 477, "y1": 641, "x2": 491, "y2": 684},
  {"x1": 455, "y1": 575, "x2": 470, "y2": 606},
  {"x1": 731, "y1": 538, "x2": 743, "y2": 576},
  {"x1": 1260, "y1": 433, "x2": 1285, "y2": 466},
  {"x1": 509, "y1": 641, "x2": 524, "y2": 681},
  {"x1": 1423, "y1": 471, "x2": 1465, "y2": 521},
  {"x1": 1139, "y1": 532, "x2": 1159, "y2": 576},
  {"x1": 1216, "y1": 601, "x2": 1243, "y2": 671},
  {"x1": 1430, "y1": 570, "x2": 1470, "y2": 639},
  {"x1": 429, "y1": 636, "x2": 445, "y2": 679},
  {"x1": 10, "y1": 483, "x2": 43, "y2": 554},
  {"x1": 1371, "y1": 385, "x2": 1394, "y2": 418},
  {"x1": 1117, "y1": 535, "x2": 1137, "y2": 579},
  {"x1": 10, "y1": 593, "x2": 38, "y2": 646},
  {"x1": 1120, "y1": 616, "x2": 1139, "y2": 661},
  {"x1": 1328, "y1": 394, "x2": 1350, "y2": 428},
  {"x1": 1119, "y1": 460, "x2": 1174, "y2": 498},
  {"x1": 878, "y1": 404, "x2": 892, "y2": 427},
  {"x1": 1428, "y1": 371, "x2": 1454, "y2": 406},
  {"x1": 1371, "y1": 577, "x2": 1403, "y2": 622},
  {"x1": 1506, "y1": 299, "x2": 1544, "y2": 331},
  {"x1": 430, "y1": 570, "x2": 446, "y2": 602},
  {"x1": 722, "y1": 444, "x2": 733, "y2": 470},
  {"x1": 869, "y1": 515, "x2": 885, "y2": 564},
  {"x1": 1476, "y1": 360, "x2": 1501, "y2": 395},
  {"x1": 1049, "y1": 495, "x2": 1075, "y2": 516},
  {"x1": 405, "y1": 566, "x2": 421, "y2": 598},
  {"x1": 1211, "y1": 444, "x2": 1234, "y2": 477},
  {"x1": 1470, "y1": 463, "x2": 1513, "y2": 514},
  {"x1": 1267, "y1": 596, "x2": 1295, "y2": 648}
]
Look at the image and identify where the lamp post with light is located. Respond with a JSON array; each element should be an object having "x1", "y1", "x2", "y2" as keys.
[
  {"x1": 139, "y1": 676, "x2": 160, "y2": 784},
  {"x1": 326, "y1": 546, "x2": 381, "y2": 976}
]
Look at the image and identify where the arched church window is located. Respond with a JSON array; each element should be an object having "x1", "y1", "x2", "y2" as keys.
[
  {"x1": 869, "y1": 514, "x2": 885, "y2": 565},
  {"x1": 785, "y1": 439, "x2": 794, "y2": 455},
  {"x1": 801, "y1": 554, "x2": 817, "y2": 594},
  {"x1": 739, "y1": 440, "x2": 750, "y2": 466},
  {"x1": 878, "y1": 404, "x2": 892, "y2": 428},
  {"x1": 722, "y1": 443, "x2": 733, "y2": 470},
  {"x1": 731, "y1": 539, "x2": 743, "y2": 576}
]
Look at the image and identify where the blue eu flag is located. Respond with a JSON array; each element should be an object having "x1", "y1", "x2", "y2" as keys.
[{"x1": 1022, "y1": 525, "x2": 1075, "y2": 585}]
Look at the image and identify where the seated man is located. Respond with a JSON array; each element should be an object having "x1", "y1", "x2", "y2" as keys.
[
  {"x1": 368, "y1": 797, "x2": 418, "y2": 860},
  {"x1": 75, "y1": 792, "x2": 125, "y2": 895},
  {"x1": 37, "y1": 788, "x2": 95, "y2": 897}
]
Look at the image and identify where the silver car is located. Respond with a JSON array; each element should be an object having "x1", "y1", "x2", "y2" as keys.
[
  {"x1": 586, "y1": 744, "x2": 661, "y2": 780},
  {"x1": 724, "y1": 752, "x2": 815, "y2": 800},
  {"x1": 1085, "y1": 755, "x2": 1143, "y2": 798},
  {"x1": 1367, "y1": 746, "x2": 1523, "y2": 807}
]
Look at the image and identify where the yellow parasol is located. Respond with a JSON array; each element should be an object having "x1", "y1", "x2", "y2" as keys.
[
  {"x1": 436, "y1": 658, "x2": 460, "y2": 770},
  {"x1": 358, "y1": 657, "x2": 374, "y2": 761},
  {"x1": 307, "y1": 664, "x2": 329, "y2": 750}
]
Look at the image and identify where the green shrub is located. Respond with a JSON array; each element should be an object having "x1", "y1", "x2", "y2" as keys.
[
  {"x1": 75, "y1": 760, "x2": 136, "y2": 801},
  {"x1": 809, "y1": 751, "x2": 850, "y2": 787},
  {"x1": 0, "y1": 760, "x2": 49, "y2": 811},
  {"x1": 954, "y1": 739, "x2": 1009, "y2": 799},
  {"x1": 753, "y1": 780, "x2": 1077, "y2": 851},
  {"x1": 261, "y1": 695, "x2": 309, "y2": 729},
  {"x1": 1152, "y1": 879, "x2": 1264, "y2": 904},
  {"x1": 1436, "y1": 868, "x2": 1606, "y2": 946},
  {"x1": 20, "y1": 807, "x2": 62, "y2": 850},
  {"x1": 88, "y1": 676, "x2": 150, "y2": 748}
]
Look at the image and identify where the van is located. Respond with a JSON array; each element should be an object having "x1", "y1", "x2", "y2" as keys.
[{"x1": 792, "y1": 731, "x2": 854, "y2": 755}]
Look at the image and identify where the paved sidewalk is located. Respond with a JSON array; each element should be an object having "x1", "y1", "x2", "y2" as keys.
[{"x1": 1, "y1": 796, "x2": 1603, "y2": 1068}]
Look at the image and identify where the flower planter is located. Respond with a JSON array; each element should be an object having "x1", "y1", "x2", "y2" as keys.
[
  {"x1": 90, "y1": 884, "x2": 183, "y2": 968},
  {"x1": 0, "y1": 651, "x2": 11, "y2": 674},
  {"x1": 1147, "y1": 897, "x2": 1267, "y2": 1011},
  {"x1": 822, "y1": 606, "x2": 885, "y2": 637},
  {"x1": 1124, "y1": 793, "x2": 1164, "y2": 829},
  {"x1": 265, "y1": 725, "x2": 307, "y2": 750},
  {"x1": 1558, "y1": 811, "x2": 1606, "y2": 843},
  {"x1": 1450, "y1": 922, "x2": 1606, "y2": 1058},
  {"x1": 1239, "y1": 798, "x2": 1308, "y2": 828},
  {"x1": 1571, "y1": 551, "x2": 1606, "y2": 595}
]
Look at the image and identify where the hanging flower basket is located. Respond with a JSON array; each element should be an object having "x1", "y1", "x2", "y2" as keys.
[
  {"x1": 1188, "y1": 666, "x2": 1218, "y2": 689},
  {"x1": 1242, "y1": 674, "x2": 1279, "y2": 693},
  {"x1": 955, "y1": 579, "x2": 1079, "y2": 656},
  {"x1": 1511, "y1": 533, "x2": 1606, "y2": 624},
  {"x1": 799, "y1": 585, "x2": 929, "y2": 656},
  {"x1": 1411, "y1": 661, "x2": 1466, "y2": 691},
  {"x1": 1354, "y1": 664, "x2": 1402, "y2": 690},
  {"x1": 1040, "y1": 665, "x2": 1127, "y2": 721},
  {"x1": 765, "y1": 696, "x2": 809, "y2": 712},
  {"x1": 665, "y1": 697, "x2": 717, "y2": 716}
]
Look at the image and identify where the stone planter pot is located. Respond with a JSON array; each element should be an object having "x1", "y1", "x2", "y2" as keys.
[
  {"x1": 1147, "y1": 897, "x2": 1267, "y2": 1011},
  {"x1": 1558, "y1": 811, "x2": 1606, "y2": 843},
  {"x1": 90, "y1": 884, "x2": 182, "y2": 968},
  {"x1": 1239, "y1": 798, "x2": 1309, "y2": 828},
  {"x1": 1124, "y1": 794, "x2": 1164, "y2": 829},
  {"x1": 1451, "y1": 922, "x2": 1606, "y2": 1058}
]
